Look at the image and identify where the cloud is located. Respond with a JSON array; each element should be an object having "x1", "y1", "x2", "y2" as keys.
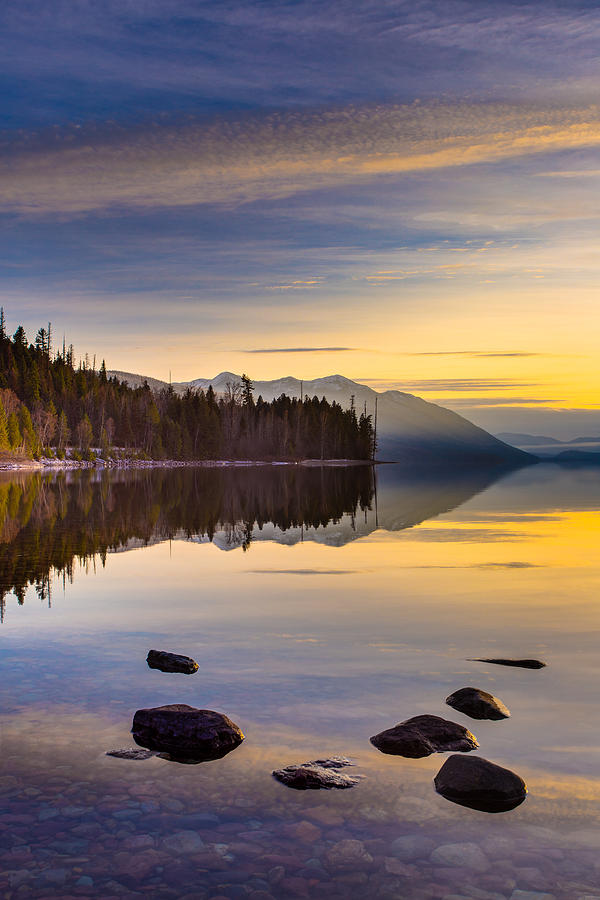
[
  {"x1": 243, "y1": 347, "x2": 357, "y2": 354},
  {"x1": 409, "y1": 351, "x2": 549, "y2": 358},
  {"x1": 4, "y1": 0, "x2": 600, "y2": 128},
  {"x1": 404, "y1": 561, "x2": 543, "y2": 568},
  {"x1": 266, "y1": 280, "x2": 323, "y2": 290},
  {"x1": 388, "y1": 379, "x2": 538, "y2": 392},
  {"x1": 247, "y1": 568, "x2": 364, "y2": 575},
  {"x1": 536, "y1": 169, "x2": 600, "y2": 178},
  {"x1": 440, "y1": 397, "x2": 555, "y2": 408},
  {"x1": 3, "y1": 101, "x2": 600, "y2": 217}
]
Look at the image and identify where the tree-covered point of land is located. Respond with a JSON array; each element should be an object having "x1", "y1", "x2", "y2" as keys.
[{"x1": 0, "y1": 313, "x2": 374, "y2": 461}]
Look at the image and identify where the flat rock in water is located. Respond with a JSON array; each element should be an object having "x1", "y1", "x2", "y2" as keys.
[
  {"x1": 273, "y1": 757, "x2": 363, "y2": 790},
  {"x1": 146, "y1": 649, "x2": 198, "y2": 674},
  {"x1": 434, "y1": 754, "x2": 527, "y2": 813},
  {"x1": 370, "y1": 714, "x2": 478, "y2": 758},
  {"x1": 106, "y1": 748, "x2": 157, "y2": 760},
  {"x1": 446, "y1": 687, "x2": 510, "y2": 720},
  {"x1": 132, "y1": 704, "x2": 244, "y2": 761},
  {"x1": 306, "y1": 756, "x2": 355, "y2": 769},
  {"x1": 469, "y1": 658, "x2": 546, "y2": 669}
]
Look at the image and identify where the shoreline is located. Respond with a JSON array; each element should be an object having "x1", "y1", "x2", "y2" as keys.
[{"x1": 0, "y1": 456, "x2": 377, "y2": 472}]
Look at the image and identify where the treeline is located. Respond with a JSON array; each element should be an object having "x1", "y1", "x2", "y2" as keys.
[
  {"x1": 0, "y1": 466, "x2": 375, "y2": 619},
  {"x1": 0, "y1": 314, "x2": 374, "y2": 460}
]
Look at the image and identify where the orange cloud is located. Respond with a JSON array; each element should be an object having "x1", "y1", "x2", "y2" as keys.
[{"x1": 2, "y1": 102, "x2": 600, "y2": 216}]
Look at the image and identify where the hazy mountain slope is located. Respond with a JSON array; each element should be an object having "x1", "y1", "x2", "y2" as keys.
[
  {"x1": 109, "y1": 370, "x2": 171, "y2": 393},
  {"x1": 108, "y1": 369, "x2": 532, "y2": 466},
  {"x1": 497, "y1": 431, "x2": 600, "y2": 459},
  {"x1": 497, "y1": 432, "x2": 563, "y2": 446}
]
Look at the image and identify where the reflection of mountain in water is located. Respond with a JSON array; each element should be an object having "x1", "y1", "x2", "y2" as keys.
[
  {"x1": 193, "y1": 465, "x2": 509, "y2": 550},
  {"x1": 0, "y1": 463, "x2": 508, "y2": 618}
]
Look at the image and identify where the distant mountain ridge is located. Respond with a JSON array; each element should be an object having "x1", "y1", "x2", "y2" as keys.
[
  {"x1": 496, "y1": 432, "x2": 563, "y2": 446},
  {"x1": 496, "y1": 431, "x2": 600, "y2": 461},
  {"x1": 108, "y1": 369, "x2": 532, "y2": 467}
]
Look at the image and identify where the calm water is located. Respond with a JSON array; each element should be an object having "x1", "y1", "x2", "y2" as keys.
[{"x1": 1, "y1": 463, "x2": 600, "y2": 900}]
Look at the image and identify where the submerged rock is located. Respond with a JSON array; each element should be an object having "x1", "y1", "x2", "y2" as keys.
[
  {"x1": 390, "y1": 834, "x2": 435, "y2": 861},
  {"x1": 469, "y1": 658, "x2": 546, "y2": 669},
  {"x1": 273, "y1": 757, "x2": 363, "y2": 790},
  {"x1": 434, "y1": 754, "x2": 527, "y2": 813},
  {"x1": 370, "y1": 715, "x2": 478, "y2": 758},
  {"x1": 105, "y1": 748, "x2": 156, "y2": 760},
  {"x1": 132, "y1": 704, "x2": 244, "y2": 761},
  {"x1": 430, "y1": 841, "x2": 489, "y2": 872},
  {"x1": 325, "y1": 839, "x2": 373, "y2": 869},
  {"x1": 146, "y1": 649, "x2": 198, "y2": 674},
  {"x1": 446, "y1": 687, "x2": 510, "y2": 720}
]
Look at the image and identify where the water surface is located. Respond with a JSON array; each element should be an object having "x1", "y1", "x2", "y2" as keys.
[{"x1": 2, "y1": 463, "x2": 600, "y2": 899}]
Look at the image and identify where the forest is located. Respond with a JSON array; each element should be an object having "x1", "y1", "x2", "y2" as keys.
[{"x1": 0, "y1": 313, "x2": 375, "y2": 461}]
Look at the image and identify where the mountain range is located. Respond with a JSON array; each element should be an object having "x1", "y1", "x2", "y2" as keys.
[
  {"x1": 496, "y1": 432, "x2": 600, "y2": 460},
  {"x1": 108, "y1": 370, "x2": 531, "y2": 467}
]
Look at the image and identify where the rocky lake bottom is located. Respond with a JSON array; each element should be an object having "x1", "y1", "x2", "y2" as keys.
[{"x1": 1, "y1": 463, "x2": 600, "y2": 899}]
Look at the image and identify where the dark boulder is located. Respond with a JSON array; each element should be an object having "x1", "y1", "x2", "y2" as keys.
[
  {"x1": 446, "y1": 687, "x2": 510, "y2": 720},
  {"x1": 146, "y1": 649, "x2": 198, "y2": 674},
  {"x1": 370, "y1": 715, "x2": 478, "y2": 758},
  {"x1": 132, "y1": 704, "x2": 244, "y2": 761},
  {"x1": 106, "y1": 748, "x2": 156, "y2": 760},
  {"x1": 273, "y1": 757, "x2": 363, "y2": 790},
  {"x1": 468, "y1": 658, "x2": 545, "y2": 669},
  {"x1": 434, "y1": 754, "x2": 527, "y2": 813}
]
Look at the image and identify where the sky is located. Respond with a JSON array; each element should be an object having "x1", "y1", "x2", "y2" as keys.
[{"x1": 1, "y1": 0, "x2": 599, "y2": 437}]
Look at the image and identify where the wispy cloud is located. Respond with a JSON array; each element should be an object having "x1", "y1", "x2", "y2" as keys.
[
  {"x1": 536, "y1": 169, "x2": 600, "y2": 178},
  {"x1": 244, "y1": 347, "x2": 357, "y2": 354},
  {"x1": 402, "y1": 561, "x2": 543, "y2": 569},
  {"x1": 248, "y1": 568, "x2": 364, "y2": 575},
  {"x1": 389, "y1": 379, "x2": 538, "y2": 392},
  {"x1": 409, "y1": 351, "x2": 550, "y2": 358},
  {"x1": 3, "y1": 102, "x2": 600, "y2": 217},
  {"x1": 440, "y1": 397, "x2": 556, "y2": 408},
  {"x1": 266, "y1": 280, "x2": 323, "y2": 290}
]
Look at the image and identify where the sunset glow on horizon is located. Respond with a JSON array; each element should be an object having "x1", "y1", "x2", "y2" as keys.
[{"x1": 2, "y1": 1, "x2": 599, "y2": 436}]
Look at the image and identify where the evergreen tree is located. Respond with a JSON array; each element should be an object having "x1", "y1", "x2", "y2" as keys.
[
  {"x1": 241, "y1": 374, "x2": 254, "y2": 406},
  {"x1": 12, "y1": 326, "x2": 27, "y2": 349},
  {"x1": 0, "y1": 398, "x2": 9, "y2": 451},
  {"x1": 19, "y1": 405, "x2": 38, "y2": 457},
  {"x1": 8, "y1": 412, "x2": 21, "y2": 451}
]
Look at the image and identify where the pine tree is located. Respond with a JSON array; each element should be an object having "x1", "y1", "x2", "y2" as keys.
[
  {"x1": 19, "y1": 405, "x2": 38, "y2": 457},
  {"x1": 12, "y1": 326, "x2": 27, "y2": 349},
  {"x1": 8, "y1": 412, "x2": 22, "y2": 451},
  {"x1": 241, "y1": 374, "x2": 254, "y2": 406},
  {"x1": 0, "y1": 398, "x2": 10, "y2": 451}
]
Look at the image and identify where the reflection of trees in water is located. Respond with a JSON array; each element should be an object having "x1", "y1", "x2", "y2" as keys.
[{"x1": 0, "y1": 466, "x2": 374, "y2": 619}]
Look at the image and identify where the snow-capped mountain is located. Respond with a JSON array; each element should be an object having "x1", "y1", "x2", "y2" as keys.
[{"x1": 107, "y1": 370, "x2": 532, "y2": 466}]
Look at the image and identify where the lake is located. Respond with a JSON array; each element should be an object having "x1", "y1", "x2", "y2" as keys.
[{"x1": 1, "y1": 462, "x2": 600, "y2": 899}]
